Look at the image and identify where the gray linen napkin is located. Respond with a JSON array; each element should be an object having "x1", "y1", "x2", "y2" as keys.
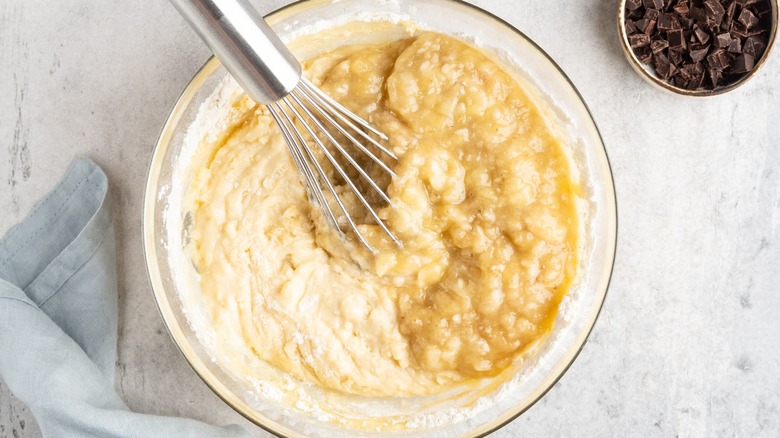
[{"x1": 0, "y1": 158, "x2": 251, "y2": 438}]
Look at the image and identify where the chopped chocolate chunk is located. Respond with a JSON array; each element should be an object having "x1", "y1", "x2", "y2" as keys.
[
  {"x1": 689, "y1": 46, "x2": 710, "y2": 62},
  {"x1": 669, "y1": 63, "x2": 678, "y2": 78},
  {"x1": 643, "y1": 0, "x2": 664, "y2": 10},
  {"x1": 635, "y1": 45, "x2": 654, "y2": 63},
  {"x1": 654, "y1": 52, "x2": 673, "y2": 78},
  {"x1": 625, "y1": 19, "x2": 639, "y2": 34},
  {"x1": 679, "y1": 63, "x2": 703, "y2": 83},
  {"x1": 627, "y1": 7, "x2": 645, "y2": 20},
  {"x1": 645, "y1": 8, "x2": 661, "y2": 20},
  {"x1": 724, "y1": 1, "x2": 737, "y2": 21},
  {"x1": 651, "y1": 39, "x2": 670, "y2": 53},
  {"x1": 730, "y1": 21, "x2": 750, "y2": 38},
  {"x1": 709, "y1": 67, "x2": 723, "y2": 87},
  {"x1": 689, "y1": 70, "x2": 706, "y2": 89},
  {"x1": 673, "y1": 0, "x2": 690, "y2": 16},
  {"x1": 669, "y1": 49, "x2": 684, "y2": 65},
  {"x1": 714, "y1": 32, "x2": 733, "y2": 48},
  {"x1": 678, "y1": 63, "x2": 694, "y2": 81},
  {"x1": 743, "y1": 35, "x2": 767, "y2": 58},
  {"x1": 732, "y1": 53, "x2": 756, "y2": 73},
  {"x1": 719, "y1": 17, "x2": 732, "y2": 33},
  {"x1": 737, "y1": 8, "x2": 760, "y2": 28},
  {"x1": 727, "y1": 37, "x2": 742, "y2": 53},
  {"x1": 629, "y1": 33, "x2": 652, "y2": 48},
  {"x1": 707, "y1": 49, "x2": 732, "y2": 70},
  {"x1": 689, "y1": 7, "x2": 709, "y2": 26},
  {"x1": 657, "y1": 13, "x2": 675, "y2": 31},
  {"x1": 636, "y1": 18, "x2": 658, "y2": 35},
  {"x1": 690, "y1": 79, "x2": 703, "y2": 90},
  {"x1": 704, "y1": 0, "x2": 727, "y2": 24},
  {"x1": 668, "y1": 29, "x2": 686, "y2": 50},
  {"x1": 626, "y1": 0, "x2": 642, "y2": 11},
  {"x1": 694, "y1": 26, "x2": 711, "y2": 44}
]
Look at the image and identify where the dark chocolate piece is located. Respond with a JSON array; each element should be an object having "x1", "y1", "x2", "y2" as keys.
[
  {"x1": 689, "y1": 46, "x2": 710, "y2": 62},
  {"x1": 627, "y1": 7, "x2": 645, "y2": 20},
  {"x1": 732, "y1": 53, "x2": 755, "y2": 73},
  {"x1": 636, "y1": 18, "x2": 658, "y2": 35},
  {"x1": 678, "y1": 63, "x2": 694, "y2": 81},
  {"x1": 704, "y1": 0, "x2": 726, "y2": 24},
  {"x1": 694, "y1": 26, "x2": 711, "y2": 44},
  {"x1": 707, "y1": 49, "x2": 732, "y2": 70},
  {"x1": 724, "y1": 1, "x2": 737, "y2": 21},
  {"x1": 626, "y1": 0, "x2": 642, "y2": 11},
  {"x1": 673, "y1": 76, "x2": 687, "y2": 88},
  {"x1": 669, "y1": 49, "x2": 684, "y2": 65},
  {"x1": 629, "y1": 33, "x2": 652, "y2": 48},
  {"x1": 645, "y1": 8, "x2": 661, "y2": 20},
  {"x1": 673, "y1": 1, "x2": 690, "y2": 16},
  {"x1": 727, "y1": 37, "x2": 742, "y2": 53},
  {"x1": 690, "y1": 61, "x2": 705, "y2": 76},
  {"x1": 643, "y1": 0, "x2": 664, "y2": 10},
  {"x1": 743, "y1": 35, "x2": 767, "y2": 58},
  {"x1": 714, "y1": 32, "x2": 733, "y2": 48},
  {"x1": 651, "y1": 39, "x2": 670, "y2": 53},
  {"x1": 653, "y1": 52, "x2": 673, "y2": 78},
  {"x1": 737, "y1": 9, "x2": 759, "y2": 29},
  {"x1": 730, "y1": 22, "x2": 750, "y2": 39},
  {"x1": 668, "y1": 29, "x2": 686, "y2": 50},
  {"x1": 657, "y1": 13, "x2": 675, "y2": 31},
  {"x1": 689, "y1": 79, "x2": 703, "y2": 90},
  {"x1": 689, "y1": 7, "x2": 709, "y2": 26},
  {"x1": 709, "y1": 67, "x2": 723, "y2": 87},
  {"x1": 635, "y1": 45, "x2": 654, "y2": 63},
  {"x1": 688, "y1": 69, "x2": 706, "y2": 89},
  {"x1": 626, "y1": 19, "x2": 639, "y2": 35}
]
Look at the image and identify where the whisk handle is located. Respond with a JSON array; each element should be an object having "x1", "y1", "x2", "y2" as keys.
[{"x1": 170, "y1": 0, "x2": 302, "y2": 104}]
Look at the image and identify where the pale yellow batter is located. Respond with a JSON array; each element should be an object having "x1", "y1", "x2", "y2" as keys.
[{"x1": 188, "y1": 32, "x2": 578, "y2": 397}]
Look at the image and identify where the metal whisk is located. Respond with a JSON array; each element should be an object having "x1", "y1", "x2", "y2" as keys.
[{"x1": 170, "y1": 0, "x2": 401, "y2": 252}]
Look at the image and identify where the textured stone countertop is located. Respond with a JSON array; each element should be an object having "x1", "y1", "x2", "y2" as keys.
[{"x1": 1, "y1": 1, "x2": 779, "y2": 437}]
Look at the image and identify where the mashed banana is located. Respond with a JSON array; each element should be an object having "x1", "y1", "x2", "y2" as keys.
[{"x1": 189, "y1": 32, "x2": 578, "y2": 397}]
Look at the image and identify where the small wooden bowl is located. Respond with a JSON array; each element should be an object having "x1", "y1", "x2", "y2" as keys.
[{"x1": 618, "y1": 0, "x2": 778, "y2": 97}]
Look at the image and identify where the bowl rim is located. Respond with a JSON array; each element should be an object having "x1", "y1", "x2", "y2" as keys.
[
  {"x1": 143, "y1": 0, "x2": 619, "y2": 436},
  {"x1": 617, "y1": 0, "x2": 779, "y2": 97}
]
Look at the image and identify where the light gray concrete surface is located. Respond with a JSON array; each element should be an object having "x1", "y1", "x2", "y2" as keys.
[{"x1": 1, "y1": 0, "x2": 779, "y2": 437}]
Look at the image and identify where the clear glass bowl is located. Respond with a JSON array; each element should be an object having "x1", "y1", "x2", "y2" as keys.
[{"x1": 143, "y1": 0, "x2": 617, "y2": 436}]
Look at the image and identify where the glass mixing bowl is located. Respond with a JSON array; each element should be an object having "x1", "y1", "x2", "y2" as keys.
[{"x1": 143, "y1": 0, "x2": 617, "y2": 436}]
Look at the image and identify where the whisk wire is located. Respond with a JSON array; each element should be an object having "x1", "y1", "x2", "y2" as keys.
[
  {"x1": 300, "y1": 78, "x2": 390, "y2": 141},
  {"x1": 287, "y1": 91, "x2": 392, "y2": 205},
  {"x1": 296, "y1": 87, "x2": 396, "y2": 178},
  {"x1": 273, "y1": 100, "x2": 385, "y2": 252},
  {"x1": 299, "y1": 78, "x2": 397, "y2": 160},
  {"x1": 280, "y1": 96, "x2": 401, "y2": 248},
  {"x1": 268, "y1": 103, "x2": 343, "y2": 238}
]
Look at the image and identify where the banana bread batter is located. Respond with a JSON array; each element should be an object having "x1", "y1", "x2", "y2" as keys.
[{"x1": 188, "y1": 32, "x2": 578, "y2": 397}]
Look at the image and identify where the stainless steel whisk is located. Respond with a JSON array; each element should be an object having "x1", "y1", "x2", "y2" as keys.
[{"x1": 170, "y1": 0, "x2": 401, "y2": 252}]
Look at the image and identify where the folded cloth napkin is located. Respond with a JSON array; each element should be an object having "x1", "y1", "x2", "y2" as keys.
[{"x1": 0, "y1": 158, "x2": 251, "y2": 437}]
